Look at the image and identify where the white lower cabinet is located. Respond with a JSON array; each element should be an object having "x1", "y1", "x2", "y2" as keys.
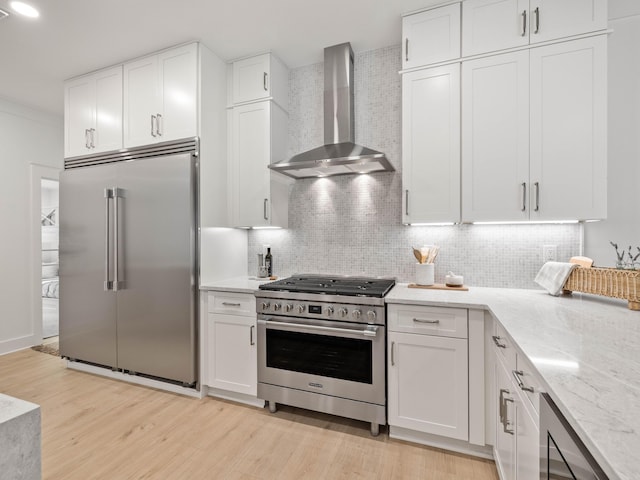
[
  {"x1": 387, "y1": 305, "x2": 469, "y2": 442},
  {"x1": 205, "y1": 292, "x2": 257, "y2": 398},
  {"x1": 492, "y1": 323, "x2": 540, "y2": 480}
]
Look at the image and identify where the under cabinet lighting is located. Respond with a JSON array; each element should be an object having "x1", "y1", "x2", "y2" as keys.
[
  {"x1": 472, "y1": 220, "x2": 580, "y2": 225},
  {"x1": 10, "y1": 1, "x2": 39, "y2": 18},
  {"x1": 405, "y1": 222, "x2": 456, "y2": 227}
]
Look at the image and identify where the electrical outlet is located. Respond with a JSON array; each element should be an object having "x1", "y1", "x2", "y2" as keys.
[{"x1": 543, "y1": 245, "x2": 557, "y2": 262}]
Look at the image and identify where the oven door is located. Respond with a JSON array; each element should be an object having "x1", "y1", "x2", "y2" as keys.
[{"x1": 257, "y1": 315, "x2": 386, "y2": 405}]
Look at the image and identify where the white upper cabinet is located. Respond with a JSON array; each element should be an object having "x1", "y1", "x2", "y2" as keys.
[
  {"x1": 232, "y1": 53, "x2": 288, "y2": 109},
  {"x1": 462, "y1": 0, "x2": 608, "y2": 56},
  {"x1": 463, "y1": 35, "x2": 607, "y2": 222},
  {"x1": 229, "y1": 101, "x2": 290, "y2": 228},
  {"x1": 462, "y1": 51, "x2": 530, "y2": 222},
  {"x1": 64, "y1": 66, "x2": 122, "y2": 158},
  {"x1": 529, "y1": 35, "x2": 607, "y2": 221},
  {"x1": 402, "y1": 64, "x2": 460, "y2": 224},
  {"x1": 123, "y1": 43, "x2": 197, "y2": 148},
  {"x1": 402, "y1": 3, "x2": 461, "y2": 69}
]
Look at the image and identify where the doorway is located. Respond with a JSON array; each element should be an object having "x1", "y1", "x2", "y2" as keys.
[{"x1": 41, "y1": 179, "x2": 59, "y2": 339}]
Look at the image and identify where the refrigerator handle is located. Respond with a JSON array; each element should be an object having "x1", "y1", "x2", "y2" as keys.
[
  {"x1": 113, "y1": 187, "x2": 122, "y2": 291},
  {"x1": 104, "y1": 188, "x2": 113, "y2": 291}
]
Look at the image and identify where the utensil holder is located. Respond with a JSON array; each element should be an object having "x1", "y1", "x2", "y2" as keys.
[{"x1": 415, "y1": 263, "x2": 435, "y2": 286}]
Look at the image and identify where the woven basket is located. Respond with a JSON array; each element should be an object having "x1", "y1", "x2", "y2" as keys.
[{"x1": 563, "y1": 267, "x2": 640, "y2": 310}]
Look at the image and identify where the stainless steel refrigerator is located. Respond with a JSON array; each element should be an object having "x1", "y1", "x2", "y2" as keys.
[{"x1": 59, "y1": 139, "x2": 199, "y2": 386}]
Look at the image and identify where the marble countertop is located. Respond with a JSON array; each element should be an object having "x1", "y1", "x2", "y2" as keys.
[
  {"x1": 200, "y1": 276, "x2": 274, "y2": 294},
  {"x1": 387, "y1": 284, "x2": 640, "y2": 480},
  {"x1": 198, "y1": 278, "x2": 639, "y2": 479},
  {"x1": 0, "y1": 393, "x2": 39, "y2": 424}
]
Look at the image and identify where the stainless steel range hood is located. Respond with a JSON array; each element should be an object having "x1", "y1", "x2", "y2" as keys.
[{"x1": 269, "y1": 43, "x2": 394, "y2": 179}]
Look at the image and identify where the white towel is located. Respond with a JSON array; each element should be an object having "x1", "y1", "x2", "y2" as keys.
[{"x1": 535, "y1": 261, "x2": 578, "y2": 296}]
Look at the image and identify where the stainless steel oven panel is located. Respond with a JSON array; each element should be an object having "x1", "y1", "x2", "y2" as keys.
[
  {"x1": 540, "y1": 393, "x2": 608, "y2": 480},
  {"x1": 255, "y1": 289, "x2": 386, "y2": 307},
  {"x1": 257, "y1": 315, "x2": 386, "y2": 405}
]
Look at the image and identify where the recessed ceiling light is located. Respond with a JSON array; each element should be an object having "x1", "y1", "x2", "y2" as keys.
[{"x1": 10, "y1": 1, "x2": 39, "y2": 18}]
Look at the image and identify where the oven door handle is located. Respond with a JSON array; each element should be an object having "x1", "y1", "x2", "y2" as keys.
[{"x1": 258, "y1": 318, "x2": 379, "y2": 338}]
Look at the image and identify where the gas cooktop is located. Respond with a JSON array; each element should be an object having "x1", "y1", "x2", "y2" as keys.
[{"x1": 258, "y1": 275, "x2": 396, "y2": 298}]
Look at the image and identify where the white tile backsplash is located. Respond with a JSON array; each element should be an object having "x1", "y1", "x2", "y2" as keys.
[{"x1": 248, "y1": 45, "x2": 582, "y2": 288}]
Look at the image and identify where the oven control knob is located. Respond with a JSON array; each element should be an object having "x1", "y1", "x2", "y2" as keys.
[
  {"x1": 352, "y1": 309, "x2": 362, "y2": 320},
  {"x1": 261, "y1": 302, "x2": 270, "y2": 311},
  {"x1": 273, "y1": 303, "x2": 281, "y2": 311},
  {"x1": 297, "y1": 304, "x2": 306, "y2": 314},
  {"x1": 338, "y1": 308, "x2": 348, "y2": 318},
  {"x1": 285, "y1": 303, "x2": 293, "y2": 313},
  {"x1": 326, "y1": 307, "x2": 334, "y2": 317},
  {"x1": 367, "y1": 310, "x2": 377, "y2": 322}
]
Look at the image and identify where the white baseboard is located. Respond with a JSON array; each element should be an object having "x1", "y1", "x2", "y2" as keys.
[
  {"x1": 389, "y1": 426, "x2": 494, "y2": 460},
  {"x1": 204, "y1": 386, "x2": 266, "y2": 408},
  {"x1": 65, "y1": 361, "x2": 205, "y2": 398},
  {"x1": 0, "y1": 334, "x2": 38, "y2": 356}
]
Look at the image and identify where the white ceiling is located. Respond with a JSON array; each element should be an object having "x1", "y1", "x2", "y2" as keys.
[{"x1": 0, "y1": 0, "x2": 440, "y2": 115}]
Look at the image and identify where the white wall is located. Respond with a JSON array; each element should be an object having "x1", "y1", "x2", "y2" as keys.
[
  {"x1": 584, "y1": 8, "x2": 640, "y2": 266},
  {"x1": 0, "y1": 97, "x2": 63, "y2": 354}
]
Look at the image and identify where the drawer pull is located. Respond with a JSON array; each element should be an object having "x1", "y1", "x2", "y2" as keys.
[
  {"x1": 222, "y1": 302, "x2": 242, "y2": 307},
  {"x1": 413, "y1": 318, "x2": 440, "y2": 324},
  {"x1": 512, "y1": 370, "x2": 535, "y2": 393},
  {"x1": 492, "y1": 335, "x2": 507, "y2": 348}
]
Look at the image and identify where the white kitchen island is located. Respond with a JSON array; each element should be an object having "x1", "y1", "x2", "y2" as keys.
[
  {"x1": 0, "y1": 393, "x2": 41, "y2": 480},
  {"x1": 386, "y1": 284, "x2": 640, "y2": 480}
]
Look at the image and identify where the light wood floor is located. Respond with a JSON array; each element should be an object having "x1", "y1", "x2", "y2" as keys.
[{"x1": 1, "y1": 348, "x2": 500, "y2": 480}]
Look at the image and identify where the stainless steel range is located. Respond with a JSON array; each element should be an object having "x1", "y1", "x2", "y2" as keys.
[{"x1": 255, "y1": 275, "x2": 395, "y2": 436}]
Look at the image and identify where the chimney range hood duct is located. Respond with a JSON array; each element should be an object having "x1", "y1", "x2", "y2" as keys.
[{"x1": 269, "y1": 42, "x2": 394, "y2": 179}]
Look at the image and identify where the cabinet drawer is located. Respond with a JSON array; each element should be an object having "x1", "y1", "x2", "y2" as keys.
[
  {"x1": 388, "y1": 305, "x2": 467, "y2": 339},
  {"x1": 515, "y1": 351, "x2": 545, "y2": 414},
  {"x1": 492, "y1": 320, "x2": 517, "y2": 368},
  {"x1": 208, "y1": 291, "x2": 255, "y2": 316}
]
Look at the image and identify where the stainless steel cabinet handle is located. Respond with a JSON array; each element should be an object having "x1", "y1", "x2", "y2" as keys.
[
  {"x1": 391, "y1": 341, "x2": 395, "y2": 366},
  {"x1": 534, "y1": 182, "x2": 540, "y2": 212},
  {"x1": 263, "y1": 198, "x2": 269, "y2": 220},
  {"x1": 156, "y1": 113, "x2": 162, "y2": 136},
  {"x1": 85, "y1": 129, "x2": 90, "y2": 149},
  {"x1": 113, "y1": 187, "x2": 122, "y2": 291},
  {"x1": 513, "y1": 370, "x2": 535, "y2": 393},
  {"x1": 151, "y1": 115, "x2": 157, "y2": 137},
  {"x1": 405, "y1": 38, "x2": 409, "y2": 62},
  {"x1": 261, "y1": 318, "x2": 377, "y2": 338},
  {"x1": 499, "y1": 388, "x2": 507, "y2": 422},
  {"x1": 222, "y1": 302, "x2": 241, "y2": 307},
  {"x1": 503, "y1": 395, "x2": 515, "y2": 434},
  {"x1": 521, "y1": 10, "x2": 527, "y2": 37},
  {"x1": 104, "y1": 188, "x2": 113, "y2": 291},
  {"x1": 405, "y1": 190, "x2": 409, "y2": 216},
  {"x1": 492, "y1": 335, "x2": 507, "y2": 348},
  {"x1": 263, "y1": 72, "x2": 268, "y2": 91},
  {"x1": 90, "y1": 128, "x2": 96, "y2": 148},
  {"x1": 534, "y1": 7, "x2": 540, "y2": 34},
  {"x1": 250, "y1": 325, "x2": 255, "y2": 346},
  {"x1": 521, "y1": 182, "x2": 527, "y2": 212},
  {"x1": 413, "y1": 318, "x2": 440, "y2": 324}
]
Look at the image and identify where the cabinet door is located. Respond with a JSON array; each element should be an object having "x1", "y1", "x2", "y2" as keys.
[
  {"x1": 402, "y1": 4, "x2": 461, "y2": 69},
  {"x1": 123, "y1": 55, "x2": 159, "y2": 147},
  {"x1": 93, "y1": 66, "x2": 123, "y2": 154},
  {"x1": 529, "y1": 0, "x2": 607, "y2": 44},
  {"x1": 462, "y1": 51, "x2": 530, "y2": 222},
  {"x1": 462, "y1": 0, "x2": 529, "y2": 56},
  {"x1": 494, "y1": 358, "x2": 517, "y2": 480},
  {"x1": 530, "y1": 36, "x2": 607, "y2": 221},
  {"x1": 516, "y1": 390, "x2": 540, "y2": 480},
  {"x1": 230, "y1": 101, "x2": 271, "y2": 227},
  {"x1": 207, "y1": 313, "x2": 257, "y2": 396},
  {"x1": 158, "y1": 43, "x2": 198, "y2": 142},
  {"x1": 64, "y1": 75, "x2": 94, "y2": 158},
  {"x1": 388, "y1": 332, "x2": 468, "y2": 441},
  {"x1": 402, "y1": 64, "x2": 460, "y2": 224},
  {"x1": 233, "y1": 53, "x2": 271, "y2": 104}
]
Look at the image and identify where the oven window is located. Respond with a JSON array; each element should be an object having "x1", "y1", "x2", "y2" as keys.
[{"x1": 266, "y1": 329, "x2": 373, "y2": 384}]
